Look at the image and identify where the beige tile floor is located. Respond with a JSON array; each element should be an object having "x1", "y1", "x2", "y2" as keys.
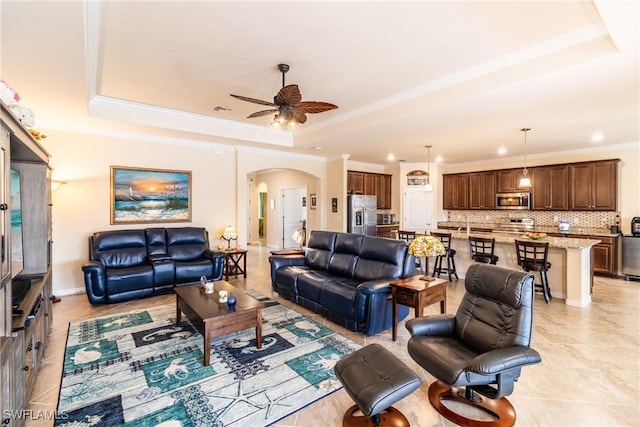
[{"x1": 26, "y1": 245, "x2": 639, "y2": 426}]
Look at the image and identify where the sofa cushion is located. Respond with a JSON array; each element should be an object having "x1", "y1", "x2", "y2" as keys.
[
  {"x1": 167, "y1": 227, "x2": 208, "y2": 261},
  {"x1": 105, "y1": 264, "x2": 154, "y2": 294},
  {"x1": 175, "y1": 259, "x2": 215, "y2": 283},
  {"x1": 320, "y1": 279, "x2": 363, "y2": 321},
  {"x1": 297, "y1": 270, "x2": 336, "y2": 304},
  {"x1": 328, "y1": 233, "x2": 363, "y2": 277},
  {"x1": 93, "y1": 230, "x2": 148, "y2": 268},
  {"x1": 275, "y1": 266, "x2": 311, "y2": 298},
  {"x1": 353, "y1": 237, "x2": 408, "y2": 281},
  {"x1": 305, "y1": 231, "x2": 337, "y2": 270}
]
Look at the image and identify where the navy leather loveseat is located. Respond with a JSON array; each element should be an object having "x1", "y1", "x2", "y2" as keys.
[
  {"x1": 82, "y1": 227, "x2": 225, "y2": 304},
  {"x1": 269, "y1": 230, "x2": 414, "y2": 335}
]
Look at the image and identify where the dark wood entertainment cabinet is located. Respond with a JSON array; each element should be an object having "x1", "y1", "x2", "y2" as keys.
[{"x1": 1, "y1": 102, "x2": 52, "y2": 427}]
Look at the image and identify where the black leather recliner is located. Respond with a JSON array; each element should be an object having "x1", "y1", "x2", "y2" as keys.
[
  {"x1": 406, "y1": 263, "x2": 541, "y2": 427},
  {"x1": 82, "y1": 227, "x2": 225, "y2": 304}
]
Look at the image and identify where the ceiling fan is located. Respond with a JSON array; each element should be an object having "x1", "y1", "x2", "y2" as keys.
[{"x1": 230, "y1": 64, "x2": 338, "y2": 128}]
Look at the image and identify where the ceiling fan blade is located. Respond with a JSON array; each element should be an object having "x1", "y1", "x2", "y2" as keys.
[
  {"x1": 294, "y1": 101, "x2": 338, "y2": 114},
  {"x1": 230, "y1": 94, "x2": 276, "y2": 107},
  {"x1": 247, "y1": 109, "x2": 279, "y2": 118},
  {"x1": 293, "y1": 110, "x2": 307, "y2": 124},
  {"x1": 275, "y1": 84, "x2": 302, "y2": 106}
]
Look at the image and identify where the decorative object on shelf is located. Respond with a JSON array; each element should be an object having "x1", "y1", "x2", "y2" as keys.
[
  {"x1": 524, "y1": 231, "x2": 547, "y2": 240},
  {"x1": 407, "y1": 170, "x2": 429, "y2": 186},
  {"x1": 227, "y1": 292, "x2": 236, "y2": 307},
  {"x1": 424, "y1": 145, "x2": 434, "y2": 191},
  {"x1": 221, "y1": 225, "x2": 238, "y2": 249},
  {"x1": 408, "y1": 235, "x2": 445, "y2": 281},
  {"x1": 110, "y1": 166, "x2": 192, "y2": 224},
  {"x1": 9, "y1": 104, "x2": 35, "y2": 127},
  {"x1": 28, "y1": 128, "x2": 46, "y2": 141},
  {"x1": 0, "y1": 79, "x2": 20, "y2": 105},
  {"x1": 218, "y1": 290, "x2": 228, "y2": 303},
  {"x1": 200, "y1": 275, "x2": 207, "y2": 288},
  {"x1": 519, "y1": 127, "x2": 532, "y2": 188}
]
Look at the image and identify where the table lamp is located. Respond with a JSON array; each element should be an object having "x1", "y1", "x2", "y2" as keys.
[
  {"x1": 408, "y1": 235, "x2": 445, "y2": 281},
  {"x1": 221, "y1": 225, "x2": 237, "y2": 250},
  {"x1": 292, "y1": 228, "x2": 306, "y2": 249}
]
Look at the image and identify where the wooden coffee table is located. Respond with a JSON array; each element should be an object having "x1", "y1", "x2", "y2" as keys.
[
  {"x1": 390, "y1": 276, "x2": 447, "y2": 341},
  {"x1": 175, "y1": 281, "x2": 262, "y2": 366}
]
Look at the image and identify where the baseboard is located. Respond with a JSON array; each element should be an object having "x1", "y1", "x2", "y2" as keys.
[{"x1": 53, "y1": 287, "x2": 86, "y2": 297}]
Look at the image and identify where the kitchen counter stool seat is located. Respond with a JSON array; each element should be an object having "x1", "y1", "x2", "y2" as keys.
[
  {"x1": 431, "y1": 232, "x2": 458, "y2": 281},
  {"x1": 515, "y1": 240, "x2": 552, "y2": 303}
]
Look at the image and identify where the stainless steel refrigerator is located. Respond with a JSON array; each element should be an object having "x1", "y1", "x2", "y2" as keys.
[
  {"x1": 347, "y1": 195, "x2": 377, "y2": 236},
  {"x1": 622, "y1": 235, "x2": 640, "y2": 280}
]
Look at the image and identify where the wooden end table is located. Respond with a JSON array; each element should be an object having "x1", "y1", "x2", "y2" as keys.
[
  {"x1": 175, "y1": 281, "x2": 262, "y2": 366},
  {"x1": 223, "y1": 248, "x2": 248, "y2": 280},
  {"x1": 390, "y1": 276, "x2": 447, "y2": 341}
]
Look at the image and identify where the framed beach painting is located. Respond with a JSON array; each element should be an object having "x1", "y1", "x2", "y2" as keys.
[{"x1": 110, "y1": 166, "x2": 192, "y2": 224}]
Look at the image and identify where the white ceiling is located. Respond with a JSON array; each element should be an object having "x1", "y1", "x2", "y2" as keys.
[{"x1": 1, "y1": 1, "x2": 638, "y2": 165}]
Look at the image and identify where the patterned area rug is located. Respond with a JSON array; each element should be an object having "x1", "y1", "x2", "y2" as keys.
[{"x1": 55, "y1": 291, "x2": 360, "y2": 426}]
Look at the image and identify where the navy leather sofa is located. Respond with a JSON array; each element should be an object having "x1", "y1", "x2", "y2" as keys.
[
  {"x1": 269, "y1": 230, "x2": 414, "y2": 336},
  {"x1": 82, "y1": 227, "x2": 225, "y2": 304}
]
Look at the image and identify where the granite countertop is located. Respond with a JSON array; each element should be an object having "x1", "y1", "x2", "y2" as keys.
[
  {"x1": 376, "y1": 223, "x2": 400, "y2": 227},
  {"x1": 437, "y1": 221, "x2": 619, "y2": 237},
  {"x1": 435, "y1": 228, "x2": 601, "y2": 250}
]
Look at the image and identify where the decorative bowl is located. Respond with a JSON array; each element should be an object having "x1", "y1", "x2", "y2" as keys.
[{"x1": 524, "y1": 232, "x2": 547, "y2": 240}]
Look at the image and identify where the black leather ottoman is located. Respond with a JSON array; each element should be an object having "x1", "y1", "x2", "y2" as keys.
[{"x1": 334, "y1": 343, "x2": 422, "y2": 427}]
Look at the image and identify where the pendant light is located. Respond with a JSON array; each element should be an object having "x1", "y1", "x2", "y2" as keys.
[
  {"x1": 425, "y1": 144, "x2": 433, "y2": 192},
  {"x1": 519, "y1": 128, "x2": 531, "y2": 188}
]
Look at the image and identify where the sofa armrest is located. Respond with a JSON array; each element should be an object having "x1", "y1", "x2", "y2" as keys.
[
  {"x1": 269, "y1": 255, "x2": 306, "y2": 285},
  {"x1": 405, "y1": 315, "x2": 456, "y2": 337},
  {"x1": 148, "y1": 254, "x2": 172, "y2": 263},
  {"x1": 356, "y1": 279, "x2": 393, "y2": 295},
  {"x1": 203, "y1": 250, "x2": 226, "y2": 281},
  {"x1": 81, "y1": 260, "x2": 107, "y2": 304}
]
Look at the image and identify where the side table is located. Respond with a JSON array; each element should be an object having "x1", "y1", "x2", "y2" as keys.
[
  {"x1": 223, "y1": 248, "x2": 248, "y2": 280},
  {"x1": 270, "y1": 248, "x2": 305, "y2": 256},
  {"x1": 390, "y1": 276, "x2": 447, "y2": 341}
]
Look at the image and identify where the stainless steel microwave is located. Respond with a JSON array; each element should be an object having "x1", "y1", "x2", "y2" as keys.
[{"x1": 496, "y1": 192, "x2": 530, "y2": 210}]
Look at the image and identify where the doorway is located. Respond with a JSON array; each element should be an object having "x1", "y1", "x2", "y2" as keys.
[
  {"x1": 281, "y1": 186, "x2": 307, "y2": 249},
  {"x1": 403, "y1": 186, "x2": 434, "y2": 233}
]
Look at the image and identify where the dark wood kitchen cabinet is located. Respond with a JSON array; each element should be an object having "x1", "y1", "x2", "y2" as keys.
[
  {"x1": 496, "y1": 169, "x2": 530, "y2": 193},
  {"x1": 530, "y1": 165, "x2": 568, "y2": 210},
  {"x1": 469, "y1": 171, "x2": 496, "y2": 209},
  {"x1": 443, "y1": 173, "x2": 469, "y2": 209},
  {"x1": 568, "y1": 160, "x2": 618, "y2": 211},
  {"x1": 347, "y1": 170, "x2": 392, "y2": 209}
]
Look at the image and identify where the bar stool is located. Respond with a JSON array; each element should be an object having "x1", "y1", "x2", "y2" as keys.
[
  {"x1": 431, "y1": 232, "x2": 458, "y2": 281},
  {"x1": 397, "y1": 230, "x2": 416, "y2": 242},
  {"x1": 468, "y1": 236, "x2": 499, "y2": 264},
  {"x1": 515, "y1": 240, "x2": 552, "y2": 303}
]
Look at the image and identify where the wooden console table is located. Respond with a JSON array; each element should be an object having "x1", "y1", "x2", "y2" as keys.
[{"x1": 390, "y1": 276, "x2": 447, "y2": 341}]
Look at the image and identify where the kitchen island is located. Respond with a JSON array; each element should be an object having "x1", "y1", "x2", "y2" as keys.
[{"x1": 432, "y1": 229, "x2": 600, "y2": 307}]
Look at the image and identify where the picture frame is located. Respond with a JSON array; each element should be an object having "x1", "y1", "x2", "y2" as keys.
[
  {"x1": 310, "y1": 193, "x2": 317, "y2": 210},
  {"x1": 331, "y1": 197, "x2": 338, "y2": 213},
  {"x1": 110, "y1": 166, "x2": 192, "y2": 224}
]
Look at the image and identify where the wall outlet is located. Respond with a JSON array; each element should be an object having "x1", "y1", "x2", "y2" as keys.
[
  {"x1": 553, "y1": 216, "x2": 559, "y2": 223},
  {"x1": 573, "y1": 217, "x2": 579, "y2": 224}
]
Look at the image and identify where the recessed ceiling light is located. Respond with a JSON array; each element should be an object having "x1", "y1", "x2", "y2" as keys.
[
  {"x1": 213, "y1": 106, "x2": 232, "y2": 112},
  {"x1": 498, "y1": 147, "x2": 507, "y2": 155},
  {"x1": 435, "y1": 156, "x2": 443, "y2": 163},
  {"x1": 387, "y1": 154, "x2": 395, "y2": 161},
  {"x1": 591, "y1": 133, "x2": 604, "y2": 142}
]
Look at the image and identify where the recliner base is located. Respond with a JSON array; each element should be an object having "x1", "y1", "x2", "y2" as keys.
[
  {"x1": 428, "y1": 381, "x2": 516, "y2": 427},
  {"x1": 342, "y1": 405, "x2": 410, "y2": 427}
]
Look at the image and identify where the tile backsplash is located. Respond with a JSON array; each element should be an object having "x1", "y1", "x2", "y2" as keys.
[{"x1": 445, "y1": 210, "x2": 619, "y2": 230}]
